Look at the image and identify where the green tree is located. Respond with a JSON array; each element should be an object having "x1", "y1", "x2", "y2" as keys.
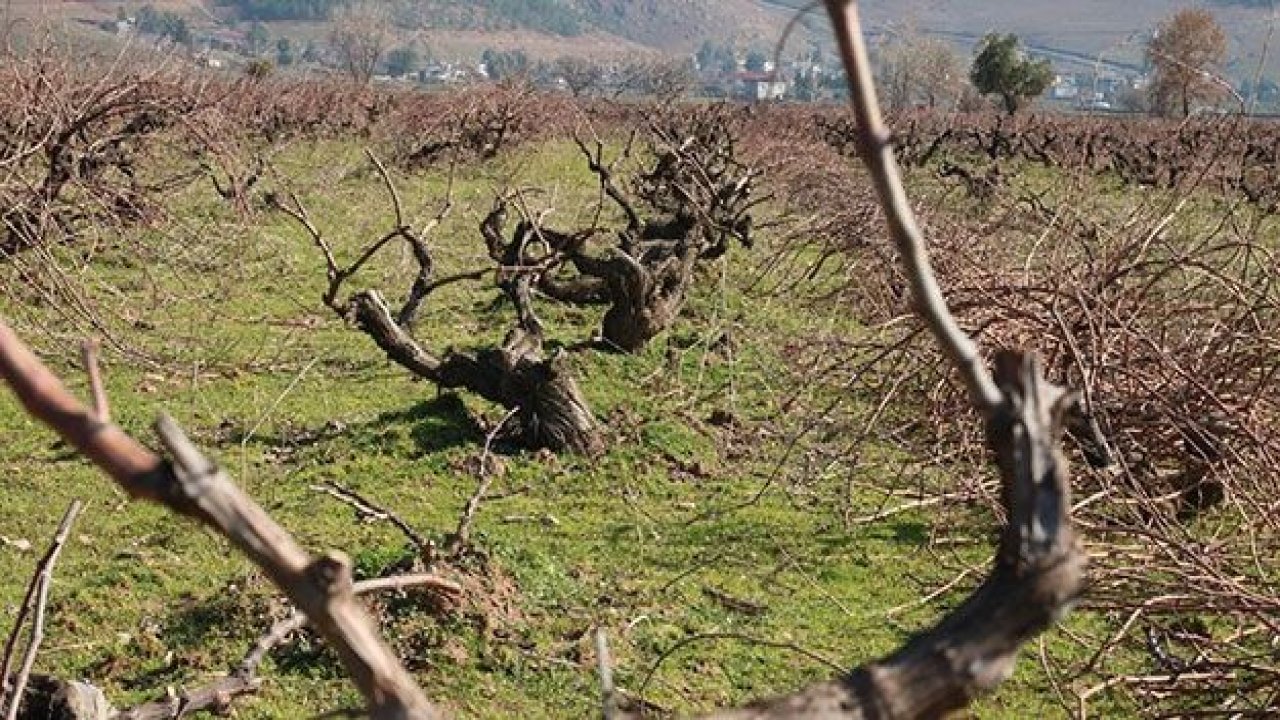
[
  {"x1": 245, "y1": 58, "x2": 274, "y2": 80},
  {"x1": 744, "y1": 49, "x2": 768, "y2": 72},
  {"x1": 135, "y1": 6, "x2": 191, "y2": 46},
  {"x1": 164, "y1": 15, "x2": 191, "y2": 45},
  {"x1": 276, "y1": 36, "x2": 295, "y2": 67},
  {"x1": 136, "y1": 5, "x2": 160, "y2": 33},
  {"x1": 695, "y1": 40, "x2": 717, "y2": 71},
  {"x1": 693, "y1": 40, "x2": 742, "y2": 75},
  {"x1": 969, "y1": 33, "x2": 1052, "y2": 114},
  {"x1": 216, "y1": 0, "x2": 343, "y2": 21},
  {"x1": 792, "y1": 69, "x2": 818, "y2": 102},
  {"x1": 301, "y1": 40, "x2": 321, "y2": 64}
]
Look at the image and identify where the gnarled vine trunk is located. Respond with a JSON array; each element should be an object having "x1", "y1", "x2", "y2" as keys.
[{"x1": 273, "y1": 151, "x2": 604, "y2": 456}]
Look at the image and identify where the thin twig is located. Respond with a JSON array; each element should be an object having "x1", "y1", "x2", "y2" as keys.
[
  {"x1": 1, "y1": 500, "x2": 82, "y2": 720},
  {"x1": 275, "y1": 192, "x2": 339, "y2": 287},
  {"x1": 239, "y1": 356, "x2": 319, "y2": 470},
  {"x1": 448, "y1": 407, "x2": 520, "y2": 556},
  {"x1": 365, "y1": 149, "x2": 405, "y2": 229},
  {"x1": 116, "y1": 574, "x2": 462, "y2": 720},
  {"x1": 641, "y1": 632, "x2": 845, "y2": 699},
  {"x1": 238, "y1": 573, "x2": 463, "y2": 678},
  {"x1": 822, "y1": 0, "x2": 1002, "y2": 415},
  {"x1": 596, "y1": 627, "x2": 616, "y2": 720},
  {"x1": 772, "y1": 1, "x2": 823, "y2": 74},
  {"x1": 80, "y1": 339, "x2": 108, "y2": 423},
  {"x1": 311, "y1": 481, "x2": 432, "y2": 558}
]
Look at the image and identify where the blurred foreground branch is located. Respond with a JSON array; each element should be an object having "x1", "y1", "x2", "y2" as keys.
[
  {"x1": 686, "y1": 3, "x2": 1088, "y2": 717},
  {"x1": 0, "y1": 318, "x2": 438, "y2": 720}
]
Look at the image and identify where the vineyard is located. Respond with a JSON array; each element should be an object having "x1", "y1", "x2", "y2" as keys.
[{"x1": 0, "y1": 19, "x2": 1278, "y2": 720}]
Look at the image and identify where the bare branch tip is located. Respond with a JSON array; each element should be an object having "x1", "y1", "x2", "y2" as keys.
[{"x1": 80, "y1": 339, "x2": 109, "y2": 424}]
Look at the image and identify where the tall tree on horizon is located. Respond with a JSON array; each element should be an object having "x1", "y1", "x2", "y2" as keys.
[
  {"x1": 328, "y1": 1, "x2": 392, "y2": 85},
  {"x1": 969, "y1": 33, "x2": 1052, "y2": 114},
  {"x1": 879, "y1": 29, "x2": 963, "y2": 110},
  {"x1": 1146, "y1": 8, "x2": 1228, "y2": 117}
]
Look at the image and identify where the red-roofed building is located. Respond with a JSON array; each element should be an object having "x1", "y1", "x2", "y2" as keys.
[{"x1": 734, "y1": 71, "x2": 787, "y2": 101}]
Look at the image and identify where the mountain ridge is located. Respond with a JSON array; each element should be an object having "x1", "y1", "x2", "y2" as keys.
[{"x1": 12, "y1": 1, "x2": 1280, "y2": 77}]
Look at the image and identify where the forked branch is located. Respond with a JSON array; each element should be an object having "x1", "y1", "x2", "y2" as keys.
[
  {"x1": 0, "y1": 319, "x2": 438, "y2": 720},
  {"x1": 685, "y1": 3, "x2": 1087, "y2": 716},
  {"x1": 573, "y1": 131, "x2": 641, "y2": 235},
  {"x1": 0, "y1": 501, "x2": 82, "y2": 720},
  {"x1": 704, "y1": 352, "x2": 1085, "y2": 719}
]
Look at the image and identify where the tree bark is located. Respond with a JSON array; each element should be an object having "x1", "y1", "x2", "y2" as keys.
[
  {"x1": 350, "y1": 290, "x2": 603, "y2": 455},
  {"x1": 0, "y1": 319, "x2": 440, "y2": 720}
]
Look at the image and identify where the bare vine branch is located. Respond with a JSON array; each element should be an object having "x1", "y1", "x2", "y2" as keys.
[
  {"x1": 80, "y1": 340, "x2": 108, "y2": 423},
  {"x1": 822, "y1": 0, "x2": 1003, "y2": 415},
  {"x1": 0, "y1": 318, "x2": 439, "y2": 720},
  {"x1": 448, "y1": 407, "x2": 520, "y2": 556},
  {"x1": 0, "y1": 501, "x2": 82, "y2": 720}
]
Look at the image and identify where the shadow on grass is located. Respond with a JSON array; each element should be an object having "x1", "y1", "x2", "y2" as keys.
[
  {"x1": 375, "y1": 393, "x2": 483, "y2": 455},
  {"x1": 155, "y1": 583, "x2": 346, "y2": 682},
  {"x1": 161, "y1": 586, "x2": 269, "y2": 652},
  {"x1": 149, "y1": 544, "x2": 462, "y2": 684},
  {"x1": 890, "y1": 521, "x2": 928, "y2": 545},
  {"x1": 216, "y1": 393, "x2": 484, "y2": 458}
]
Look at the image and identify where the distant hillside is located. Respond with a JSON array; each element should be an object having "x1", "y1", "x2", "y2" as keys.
[
  {"x1": 214, "y1": 1, "x2": 343, "y2": 21},
  {"x1": 384, "y1": 0, "x2": 818, "y2": 54},
  {"x1": 7, "y1": 1, "x2": 816, "y2": 58},
  {"x1": 768, "y1": 0, "x2": 1280, "y2": 78},
  {"x1": 13, "y1": 0, "x2": 1280, "y2": 78},
  {"x1": 567, "y1": 0, "x2": 811, "y2": 52}
]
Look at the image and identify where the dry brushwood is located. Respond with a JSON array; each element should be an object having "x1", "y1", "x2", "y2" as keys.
[
  {"x1": 395, "y1": 83, "x2": 537, "y2": 170},
  {"x1": 795, "y1": 128, "x2": 1280, "y2": 714},
  {"x1": 704, "y1": 351, "x2": 1084, "y2": 719},
  {"x1": 770, "y1": 7, "x2": 1280, "y2": 714},
  {"x1": 271, "y1": 151, "x2": 603, "y2": 455},
  {"x1": 0, "y1": 2, "x2": 1089, "y2": 718},
  {"x1": 676, "y1": 4, "x2": 1086, "y2": 716},
  {"x1": 0, "y1": 50, "x2": 224, "y2": 364},
  {"x1": 0, "y1": 51, "x2": 206, "y2": 256},
  {"x1": 825, "y1": 108, "x2": 1280, "y2": 213}
]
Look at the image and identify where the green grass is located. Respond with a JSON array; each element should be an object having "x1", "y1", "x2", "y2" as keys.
[{"x1": 1, "y1": 136, "x2": 1128, "y2": 718}]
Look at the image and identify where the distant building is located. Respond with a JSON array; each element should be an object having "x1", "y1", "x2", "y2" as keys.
[
  {"x1": 1051, "y1": 74, "x2": 1078, "y2": 100},
  {"x1": 419, "y1": 62, "x2": 474, "y2": 85},
  {"x1": 735, "y1": 71, "x2": 787, "y2": 102},
  {"x1": 198, "y1": 29, "x2": 247, "y2": 53},
  {"x1": 190, "y1": 49, "x2": 233, "y2": 70}
]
